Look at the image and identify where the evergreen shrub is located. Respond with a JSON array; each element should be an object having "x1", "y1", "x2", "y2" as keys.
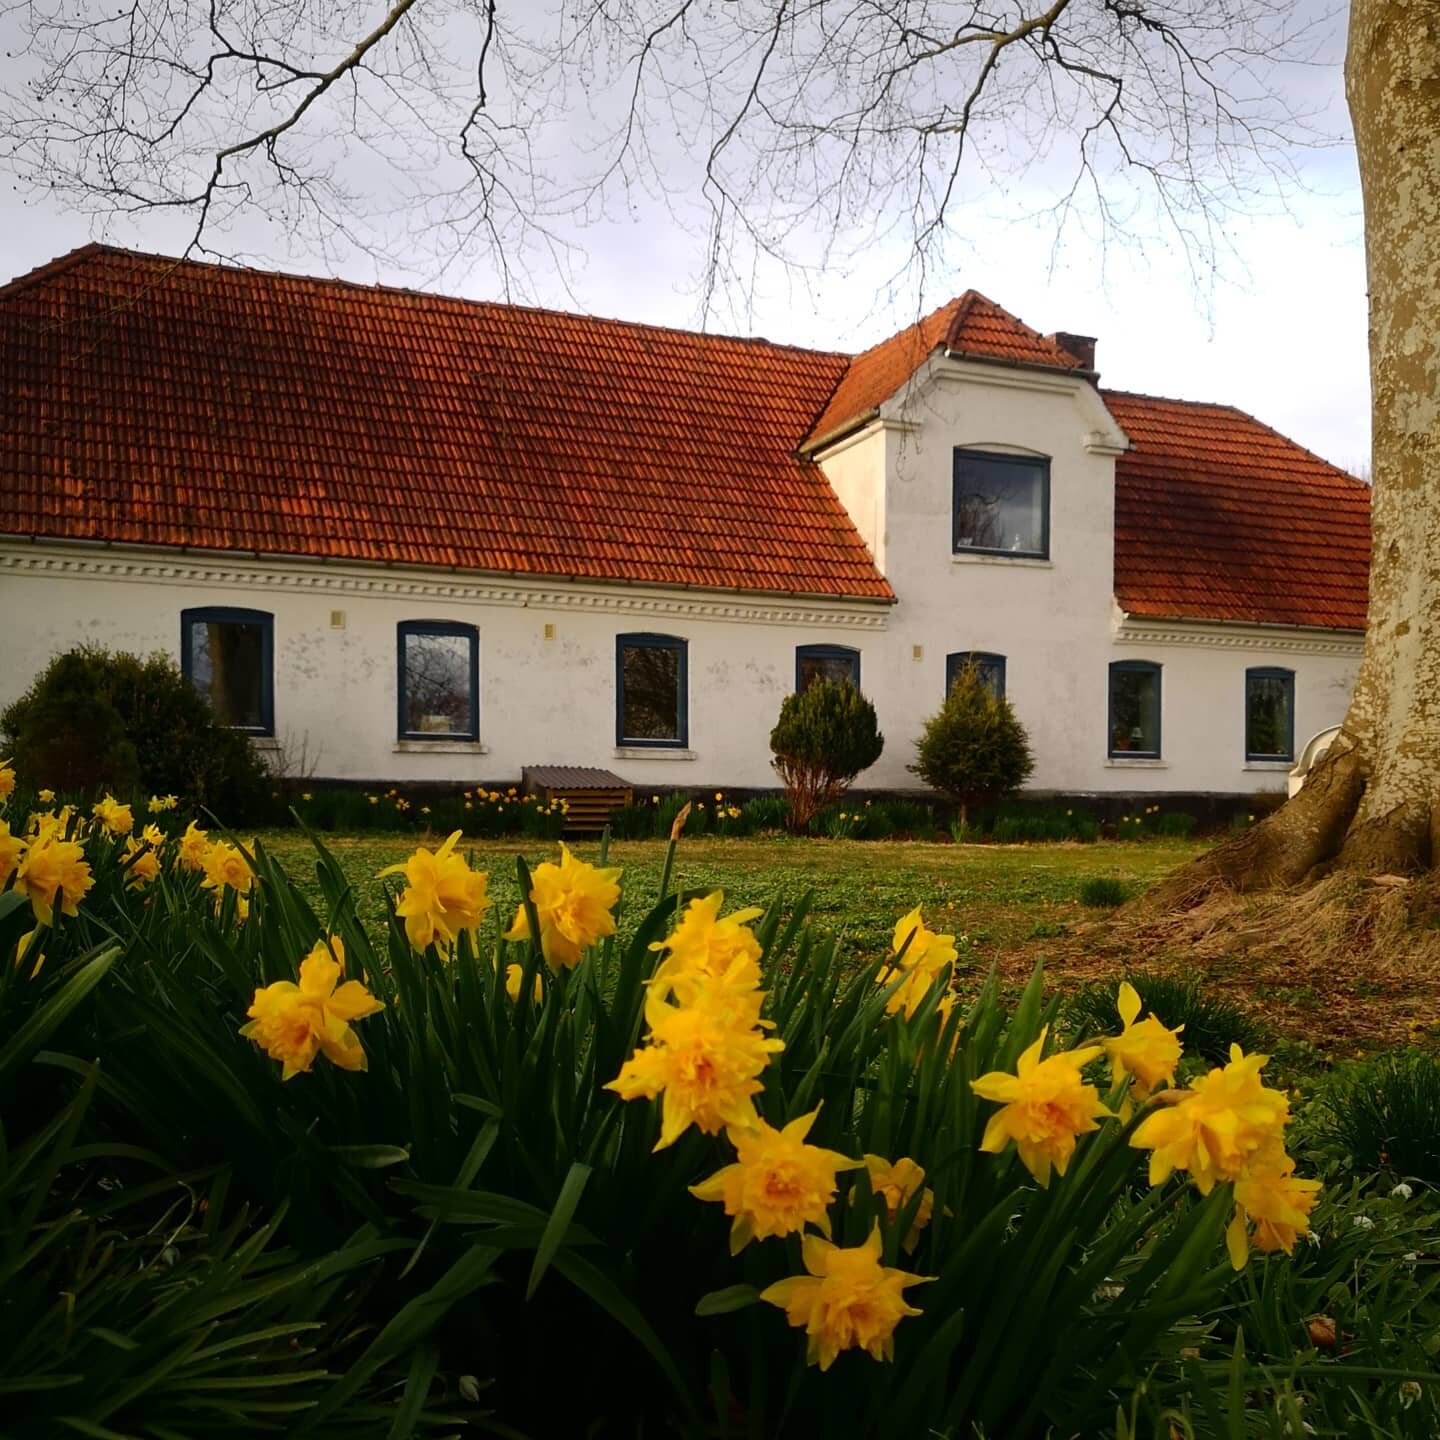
[
  {"x1": 909, "y1": 663, "x2": 1032, "y2": 824},
  {"x1": 770, "y1": 681, "x2": 884, "y2": 833}
]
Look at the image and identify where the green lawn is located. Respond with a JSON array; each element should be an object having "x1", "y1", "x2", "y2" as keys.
[{"x1": 257, "y1": 830, "x2": 1206, "y2": 987}]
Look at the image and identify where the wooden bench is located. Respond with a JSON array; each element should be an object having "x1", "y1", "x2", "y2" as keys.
[{"x1": 522, "y1": 766, "x2": 633, "y2": 835}]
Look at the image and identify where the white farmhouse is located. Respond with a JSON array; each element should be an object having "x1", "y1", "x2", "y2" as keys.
[{"x1": 0, "y1": 246, "x2": 1371, "y2": 799}]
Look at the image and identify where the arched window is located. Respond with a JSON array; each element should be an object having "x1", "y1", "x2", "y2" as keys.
[
  {"x1": 1108, "y1": 660, "x2": 1161, "y2": 759},
  {"x1": 181, "y1": 607, "x2": 274, "y2": 735},
  {"x1": 946, "y1": 651, "x2": 1006, "y2": 699},
  {"x1": 795, "y1": 644, "x2": 861, "y2": 692},
  {"x1": 1246, "y1": 667, "x2": 1295, "y2": 761},
  {"x1": 397, "y1": 621, "x2": 479, "y2": 740},
  {"x1": 616, "y1": 633, "x2": 688, "y2": 747}
]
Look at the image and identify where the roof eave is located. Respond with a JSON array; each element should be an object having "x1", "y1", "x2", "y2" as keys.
[
  {"x1": 0, "y1": 531, "x2": 897, "y2": 607},
  {"x1": 1117, "y1": 606, "x2": 1365, "y2": 638},
  {"x1": 942, "y1": 346, "x2": 1095, "y2": 382},
  {"x1": 800, "y1": 407, "x2": 882, "y2": 456}
]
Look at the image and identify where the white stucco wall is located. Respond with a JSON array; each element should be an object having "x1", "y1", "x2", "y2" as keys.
[
  {"x1": 0, "y1": 543, "x2": 887, "y2": 789},
  {"x1": 1103, "y1": 616, "x2": 1361, "y2": 795},
  {"x1": 0, "y1": 355, "x2": 1362, "y2": 796}
]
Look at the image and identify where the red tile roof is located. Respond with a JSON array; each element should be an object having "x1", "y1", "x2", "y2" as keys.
[
  {"x1": 1105, "y1": 391, "x2": 1370, "y2": 630},
  {"x1": 0, "y1": 247, "x2": 1371, "y2": 631},
  {"x1": 0, "y1": 245, "x2": 890, "y2": 601},
  {"x1": 807, "y1": 291, "x2": 1084, "y2": 446}
]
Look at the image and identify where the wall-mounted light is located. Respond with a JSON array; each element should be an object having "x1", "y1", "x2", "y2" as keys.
[{"x1": 329, "y1": 610, "x2": 346, "y2": 630}]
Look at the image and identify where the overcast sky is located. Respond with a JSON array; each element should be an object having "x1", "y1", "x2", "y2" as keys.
[{"x1": 0, "y1": 2, "x2": 1369, "y2": 474}]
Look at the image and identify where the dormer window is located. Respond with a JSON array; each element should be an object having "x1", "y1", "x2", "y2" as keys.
[{"x1": 953, "y1": 450, "x2": 1050, "y2": 559}]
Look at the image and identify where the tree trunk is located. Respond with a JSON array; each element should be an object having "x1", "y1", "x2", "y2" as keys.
[
  {"x1": 1146, "y1": 0, "x2": 1440, "y2": 906},
  {"x1": 1331, "y1": 0, "x2": 1440, "y2": 875}
]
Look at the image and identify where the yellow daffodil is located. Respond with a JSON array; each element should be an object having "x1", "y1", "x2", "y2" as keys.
[
  {"x1": 690, "y1": 1107, "x2": 861, "y2": 1252},
  {"x1": 0, "y1": 759, "x2": 14, "y2": 800},
  {"x1": 649, "y1": 891, "x2": 764, "y2": 1003},
  {"x1": 877, "y1": 907, "x2": 958, "y2": 1018},
  {"x1": 176, "y1": 820, "x2": 209, "y2": 872},
  {"x1": 241, "y1": 938, "x2": 385, "y2": 1079},
  {"x1": 863, "y1": 1155, "x2": 934, "y2": 1251},
  {"x1": 759, "y1": 1225, "x2": 932, "y2": 1370},
  {"x1": 27, "y1": 806, "x2": 72, "y2": 841},
  {"x1": 92, "y1": 795, "x2": 134, "y2": 836},
  {"x1": 505, "y1": 962, "x2": 543, "y2": 1003},
  {"x1": 1130, "y1": 1044, "x2": 1290, "y2": 1194},
  {"x1": 1104, "y1": 981, "x2": 1184, "y2": 1109},
  {"x1": 972, "y1": 1029, "x2": 1110, "y2": 1186},
  {"x1": 504, "y1": 842, "x2": 621, "y2": 969},
  {"x1": 606, "y1": 984, "x2": 783, "y2": 1149},
  {"x1": 378, "y1": 831, "x2": 490, "y2": 951},
  {"x1": 141, "y1": 822, "x2": 166, "y2": 848},
  {"x1": 147, "y1": 794, "x2": 178, "y2": 814},
  {"x1": 0, "y1": 819, "x2": 22, "y2": 884},
  {"x1": 37, "y1": 788, "x2": 54, "y2": 805},
  {"x1": 13, "y1": 833, "x2": 93, "y2": 926},
  {"x1": 1225, "y1": 1156, "x2": 1322, "y2": 1270},
  {"x1": 12, "y1": 927, "x2": 45, "y2": 979},
  {"x1": 201, "y1": 839, "x2": 255, "y2": 902},
  {"x1": 123, "y1": 837, "x2": 161, "y2": 890}
]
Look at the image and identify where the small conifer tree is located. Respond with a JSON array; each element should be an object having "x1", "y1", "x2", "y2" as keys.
[
  {"x1": 910, "y1": 661, "x2": 1034, "y2": 824},
  {"x1": 769, "y1": 679, "x2": 884, "y2": 833}
]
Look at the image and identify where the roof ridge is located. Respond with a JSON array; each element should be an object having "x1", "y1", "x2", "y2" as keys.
[
  {"x1": 1103, "y1": 387, "x2": 1368, "y2": 488},
  {"x1": 1, "y1": 242, "x2": 853, "y2": 362},
  {"x1": 841, "y1": 294, "x2": 961, "y2": 363},
  {"x1": 1101, "y1": 385, "x2": 1250, "y2": 411},
  {"x1": 0, "y1": 242, "x2": 112, "y2": 301},
  {"x1": 940, "y1": 290, "x2": 982, "y2": 348},
  {"x1": 950, "y1": 290, "x2": 1080, "y2": 368}
]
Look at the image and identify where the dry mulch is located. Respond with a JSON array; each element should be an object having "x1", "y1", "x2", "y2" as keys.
[{"x1": 997, "y1": 871, "x2": 1440, "y2": 1057}]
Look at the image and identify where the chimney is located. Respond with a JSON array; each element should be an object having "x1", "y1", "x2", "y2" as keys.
[{"x1": 1048, "y1": 331, "x2": 1097, "y2": 371}]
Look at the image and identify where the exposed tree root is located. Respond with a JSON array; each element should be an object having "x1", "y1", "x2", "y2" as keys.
[
  {"x1": 1135, "y1": 741, "x2": 1367, "y2": 915},
  {"x1": 1334, "y1": 803, "x2": 1432, "y2": 876},
  {"x1": 1086, "y1": 870, "x2": 1440, "y2": 1052}
]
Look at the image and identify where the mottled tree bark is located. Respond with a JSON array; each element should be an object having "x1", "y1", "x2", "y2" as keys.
[
  {"x1": 1332, "y1": 0, "x2": 1440, "y2": 874},
  {"x1": 1147, "y1": 0, "x2": 1440, "y2": 907}
]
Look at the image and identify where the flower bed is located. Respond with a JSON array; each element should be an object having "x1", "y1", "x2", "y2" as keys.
[{"x1": 1, "y1": 755, "x2": 1437, "y2": 1436}]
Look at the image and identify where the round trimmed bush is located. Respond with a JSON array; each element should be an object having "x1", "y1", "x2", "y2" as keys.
[
  {"x1": 770, "y1": 680, "x2": 884, "y2": 833},
  {"x1": 1, "y1": 645, "x2": 271, "y2": 820}
]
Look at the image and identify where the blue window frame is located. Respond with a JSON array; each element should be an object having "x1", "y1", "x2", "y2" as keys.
[
  {"x1": 796, "y1": 644, "x2": 861, "y2": 692},
  {"x1": 616, "y1": 633, "x2": 688, "y2": 748},
  {"x1": 397, "y1": 621, "x2": 479, "y2": 741},
  {"x1": 1109, "y1": 660, "x2": 1162, "y2": 759},
  {"x1": 953, "y1": 449, "x2": 1050, "y2": 558},
  {"x1": 1246, "y1": 667, "x2": 1295, "y2": 762},
  {"x1": 181, "y1": 607, "x2": 274, "y2": 736},
  {"x1": 946, "y1": 651, "x2": 1006, "y2": 700}
]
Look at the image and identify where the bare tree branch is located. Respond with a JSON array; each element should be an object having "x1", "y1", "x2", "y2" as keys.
[{"x1": 0, "y1": 0, "x2": 1334, "y2": 314}]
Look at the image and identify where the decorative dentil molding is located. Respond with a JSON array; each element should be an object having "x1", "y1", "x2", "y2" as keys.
[
  {"x1": 0, "y1": 547, "x2": 891, "y2": 632},
  {"x1": 1114, "y1": 620, "x2": 1363, "y2": 657}
]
